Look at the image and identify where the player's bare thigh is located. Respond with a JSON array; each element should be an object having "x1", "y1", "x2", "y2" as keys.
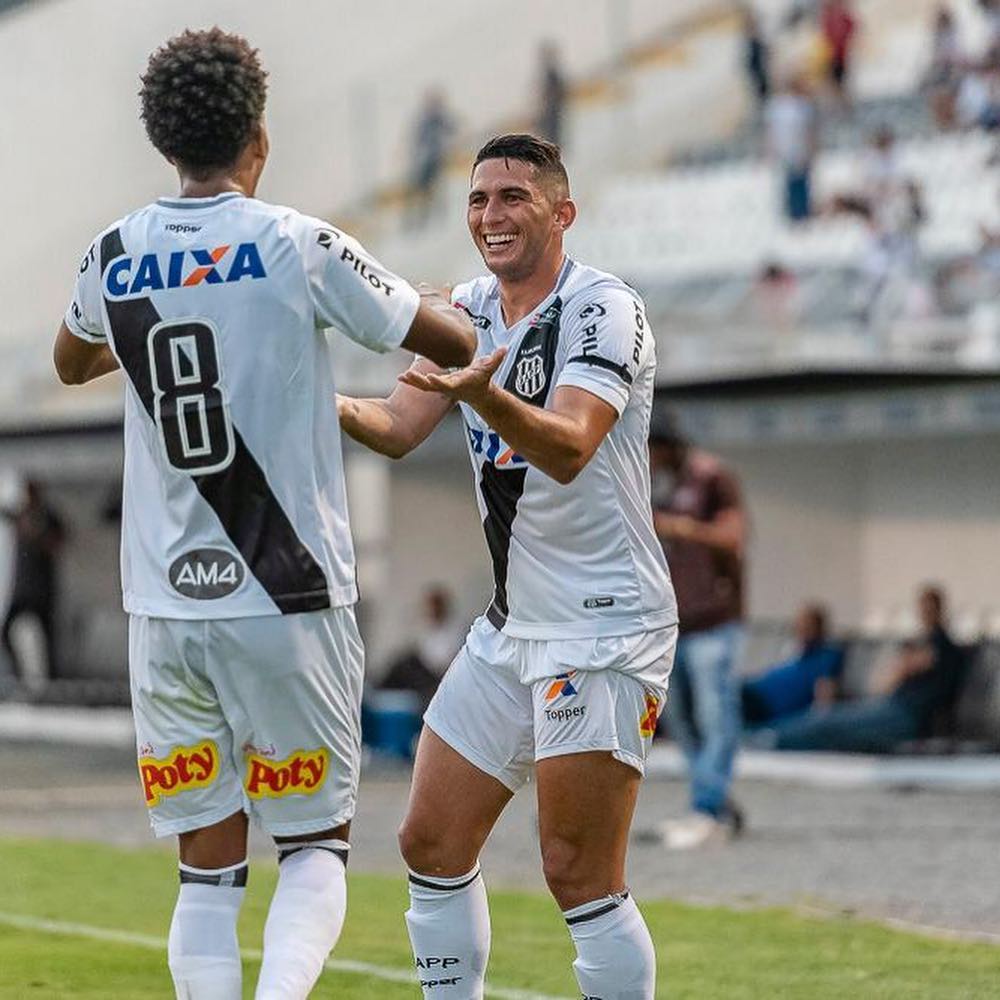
[
  {"x1": 398, "y1": 726, "x2": 513, "y2": 877},
  {"x1": 536, "y1": 750, "x2": 642, "y2": 910}
]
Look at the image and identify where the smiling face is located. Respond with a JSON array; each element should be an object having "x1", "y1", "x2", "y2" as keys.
[{"x1": 467, "y1": 157, "x2": 575, "y2": 282}]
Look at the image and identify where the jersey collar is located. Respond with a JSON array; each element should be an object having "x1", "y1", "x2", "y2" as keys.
[{"x1": 156, "y1": 192, "x2": 245, "y2": 210}]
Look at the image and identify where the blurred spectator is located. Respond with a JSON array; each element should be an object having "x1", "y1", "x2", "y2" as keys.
[
  {"x1": 751, "y1": 259, "x2": 802, "y2": 330},
  {"x1": 924, "y1": 6, "x2": 964, "y2": 128},
  {"x1": 766, "y1": 73, "x2": 819, "y2": 222},
  {"x1": 741, "y1": 5, "x2": 771, "y2": 114},
  {"x1": 408, "y1": 89, "x2": 456, "y2": 228},
  {"x1": 767, "y1": 585, "x2": 964, "y2": 752},
  {"x1": 649, "y1": 412, "x2": 747, "y2": 849},
  {"x1": 742, "y1": 604, "x2": 843, "y2": 727},
  {"x1": 820, "y1": 0, "x2": 858, "y2": 107},
  {"x1": 1, "y1": 479, "x2": 66, "y2": 683},
  {"x1": 774, "y1": 5, "x2": 829, "y2": 91},
  {"x1": 535, "y1": 42, "x2": 567, "y2": 148},
  {"x1": 378, "y1": 585, "x2": 463, "y2": 707},
  {"x1": 0, "y1": 471, "x2": 22, "y2": 685},
  {"x1": 830, "y1": 126, "x2": 925, "y2": 323}
]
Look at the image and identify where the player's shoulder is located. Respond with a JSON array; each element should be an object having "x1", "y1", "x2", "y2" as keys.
[
  {"x1": 560, "y1": 259, "x2": 644, "y2": 318},
  {"x1": 450, "y1": 273, "x2": 497, "y2": 310}
]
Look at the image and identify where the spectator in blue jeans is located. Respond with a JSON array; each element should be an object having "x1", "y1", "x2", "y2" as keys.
[
  {"x1": 648, "y1": 414, "x2": 748, "y2": 849},
  {"x1": 766, "y1": 586, "x2": 963, "y2": 753},
  {"x1": 742, "y1": 603, "x2": 843, "y2": 727}
]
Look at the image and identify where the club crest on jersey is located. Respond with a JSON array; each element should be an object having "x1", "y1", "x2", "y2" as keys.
[
  {"x1": 169, "y1": 548, "x2": 245, "y2": 599},
  {"x1": 103, "y1": 242, "x2": 266, "y2": 298},
  {"x1": 514, "y1": 353, "x2": 546, "y2": 398}
]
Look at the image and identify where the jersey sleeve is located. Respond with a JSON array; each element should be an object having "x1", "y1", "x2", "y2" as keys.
[
  {"x1": 302, "y1": 223, "x2": 420, "y2": 353},
  {"x1": 555, "y1": 287, "x2": 650, "y2": 415},
  {"x1": 63, "y1": 240, "x2": 107, "y2": 343}
]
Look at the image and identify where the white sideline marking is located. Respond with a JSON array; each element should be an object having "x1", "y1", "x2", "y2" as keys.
[{"x1": 0, "y1": 911, "x2": 573, "y2": 1000}]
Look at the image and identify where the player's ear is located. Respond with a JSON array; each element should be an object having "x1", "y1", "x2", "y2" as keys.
[
  {"x1": 554, "y1": 197, "x2": 577, "y2": 233},
  {"x1": 252, "y1": 120, "x2": 270, "y2": 163}
]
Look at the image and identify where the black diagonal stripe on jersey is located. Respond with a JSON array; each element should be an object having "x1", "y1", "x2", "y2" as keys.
[
  {"x1": 481, "y1": 297, "x2": 563, "y2": 629},
  {"x1": 100, "y1": 229, "x2": 330, "y2": 615},
  {"x1": 565, "y1": 353, "x2": 634, "y2": 385}
]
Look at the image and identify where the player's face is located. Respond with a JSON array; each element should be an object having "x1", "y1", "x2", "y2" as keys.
[{"x1": 467, "y1": 158, "x2": 569, "y2": 282}]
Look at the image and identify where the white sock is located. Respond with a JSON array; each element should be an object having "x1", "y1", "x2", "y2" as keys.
[
  {"x1": 564, "y1": 891, "x2": 656, "y2": 1000},
  {"x1": 405, "y1": 866, "x2": 490, "y2": 999},
  {"x1": 168, "y1": 860, "x2": 247, "y2": 1000},
  {"x1": 254, "y1": 840, "x2": 349, "y2": 1000}
]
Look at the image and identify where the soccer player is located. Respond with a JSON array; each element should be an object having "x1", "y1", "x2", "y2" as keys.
[
  {"x1": 53, "y1": 28, "x2": 474, "y2": 1000},
  {"x1": 338, "y1": 134, "x2": 676, "y2": 1000}
]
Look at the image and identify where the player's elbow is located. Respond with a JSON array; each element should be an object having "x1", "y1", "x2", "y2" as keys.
[
  {"x1": 549, "y1": 448, "x2": 590, "y2": 485},
  {"x1": 53, "y1": 353, "x2": 87, "y2": 386}
]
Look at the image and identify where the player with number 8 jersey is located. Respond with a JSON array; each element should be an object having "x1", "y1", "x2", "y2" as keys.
[{"x1": 54, "y1": 28, "x2": 474, "y2": 1000}]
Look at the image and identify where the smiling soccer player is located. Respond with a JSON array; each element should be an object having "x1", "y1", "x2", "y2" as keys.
[
  {"x1": 339, "y1": 133, "x2": 677, "y2": 1000},
  {"x1": 53, "y1": 27, "x2": 473, "y2": 1000}
]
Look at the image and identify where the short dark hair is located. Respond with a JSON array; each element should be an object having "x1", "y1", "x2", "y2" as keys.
[
  {"x1": 140, "y1": 28, "x2": 268, "y2": 178},
  {"x1": 472, "y1": 133, "x2": 569, "y2": 196}
]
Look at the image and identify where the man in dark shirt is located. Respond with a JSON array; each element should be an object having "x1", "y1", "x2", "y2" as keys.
[
  {"x1": 770, "y1": 586, "x2": 963, "y2": 753},
  {"x1": 649, "y1": 414, "x2": 748, "y2": 849},
  {"x1": 2, "y1": 479, "x2": 66, "y2": 682},
  {"x1": 742, "y1": 603, "x2": 843, "y2": 726}
]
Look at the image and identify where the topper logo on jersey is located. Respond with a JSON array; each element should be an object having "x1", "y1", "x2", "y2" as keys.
[
  {"x1": 139, "y1": 741, "x2": 219, "y2": 807},
  {"x1": 169, "y1": 548, "x2": 245, "y2": 600},
  {"x1": 245, "y1": 748, "x2": 328, "y2": 799},
  {"x1": 103, "y1": 243, "x2": 266, "y2": 298}
]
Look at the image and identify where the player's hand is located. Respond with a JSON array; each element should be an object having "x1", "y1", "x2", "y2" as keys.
[
  {"x1": 397, "y1": 347, "x2": 507, "y2": 405},
  {"x1": 415, "y1": 282, "x2": 454, "y2": 312}
]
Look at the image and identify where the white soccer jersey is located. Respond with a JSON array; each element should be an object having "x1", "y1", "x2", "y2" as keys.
[
  {"x1": 452, "y1": 257, "x2": 677, "y2": 640},
  {"x1": 65, "y1": 192, "x2": 419, "y2": 619}
]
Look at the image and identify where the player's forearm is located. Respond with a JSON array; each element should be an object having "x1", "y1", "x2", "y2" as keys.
[
  {"x1": 337, "y1": 396, "x2": 413, "y2": 459},
  {"x1": 472, "y1": 386, "x2": 591, "y2": 484}
]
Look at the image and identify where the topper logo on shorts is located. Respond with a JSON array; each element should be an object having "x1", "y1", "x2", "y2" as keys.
[
  {"x1": 543, "y1": 671, "x2": 587, "y2": 722},
  {"x1": 139, "y1": 741, "x2": 219, "y2": 807},
  {"x1": 103, "y1": 243, "x2": 266, "y2": 298},
  {"x1": 245, "y1": 748, "x2": 328, "y2": 799},
  {"x1": 544, "y1": 671, "x2": 579, "y2": 702},
  {"x1": 640, "y1": 693, "x2": 661, "y2": 737}
]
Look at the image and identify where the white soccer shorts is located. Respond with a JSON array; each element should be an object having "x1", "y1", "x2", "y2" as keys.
[
  {"x1": 424, "y1": 616, "x2": 677, "y2": 791},
  {"x1": 128, "y1": 606, "x2": 364, "y2": 838}
]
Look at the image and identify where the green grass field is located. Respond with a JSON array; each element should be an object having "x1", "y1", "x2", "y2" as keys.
[{"x1": 3, "y1": 838, "x2": 997, "y2": 999}]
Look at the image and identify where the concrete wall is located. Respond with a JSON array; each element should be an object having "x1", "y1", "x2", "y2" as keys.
[{"x1": 720, "y1": 433, "x2": 1000, "y2": 634}]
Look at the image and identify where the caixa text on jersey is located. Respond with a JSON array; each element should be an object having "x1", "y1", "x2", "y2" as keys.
[{"x1": 103, "y1": 242, "x2": 266, "y2": 298}]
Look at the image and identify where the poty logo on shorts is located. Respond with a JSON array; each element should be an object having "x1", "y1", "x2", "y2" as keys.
[
  {"x1": 103, "y1": 243, "x2": 266, "y2": 298},
  {"x1": 139, "y1": 741, "x2": 219, "y2": 807},
  {"x1": 544, "y1": 671, "x2": 579, "y2": 702},
  {"x1": 640, "y1": 693, "x2": 661, "y2": 737},
  {"x1": 245, "y1": 748, "x2": 328, "y2": 799}
]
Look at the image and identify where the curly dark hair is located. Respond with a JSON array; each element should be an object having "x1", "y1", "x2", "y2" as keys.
[
  {"x1": 472, "y1": 133, "x2": 569, "y2": 196},
  {"x1": 139, "y1": 28, "x2": 268, "y2": 177}
]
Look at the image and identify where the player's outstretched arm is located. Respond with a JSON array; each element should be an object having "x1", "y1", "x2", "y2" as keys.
[
  {"x1": 398, "y1": 349, "x2": 617, "y2": 484},
  {"x1": 400, "y1": 285, "x2": 476, "y2": 369},
  {"x1": 53, "y1": 321, "x2": 119, "y2": 385},
  {"x1": 338, "y1": 358, "x2": 454, "y2": 459}
]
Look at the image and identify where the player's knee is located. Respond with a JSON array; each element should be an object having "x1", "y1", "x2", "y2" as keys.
[
  {"x1": 398, "y1": 815, "x2": 471, "y2": 875},
  {"x1": 541, "y1": 834, "x2": 594, "y2": 907}
]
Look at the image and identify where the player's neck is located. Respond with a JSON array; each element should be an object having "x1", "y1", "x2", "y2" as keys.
[
  {"x1": 176, "y1": 176, "x2": 249, "y2": 199},
  {"x1": 498, "y1": 252, "x2": 565, "y2": 327}
]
